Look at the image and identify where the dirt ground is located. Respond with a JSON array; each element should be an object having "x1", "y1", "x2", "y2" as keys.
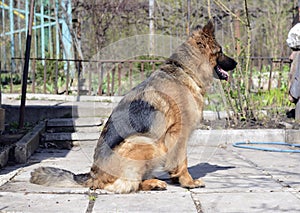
[{"x1": 201, "y1": 108, "x2": 300, "y2": 130}]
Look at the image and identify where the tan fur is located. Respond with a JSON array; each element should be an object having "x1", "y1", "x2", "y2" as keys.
[
  {"x1": 84, "y1": 22, "x2": 220, "y2": 193},
  {"x1": 30, "y1": 21, "x2": 236, "y2": 194}
]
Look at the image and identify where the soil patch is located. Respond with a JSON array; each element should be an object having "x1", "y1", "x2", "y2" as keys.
[
  {"x1": 0, "y1": 123, "x2": 34, "y2": 150},
  {"x1": 201, "y1": 109, "x2": 300, "y2": 130}
]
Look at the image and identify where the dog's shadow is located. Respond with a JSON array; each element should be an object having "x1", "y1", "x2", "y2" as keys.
[
  {"x1": 188, "y1": 163, "x2": 235, "y2": 179},
  {"x1": 157, "y1": 163, "x2": 234, "y2": 181}
]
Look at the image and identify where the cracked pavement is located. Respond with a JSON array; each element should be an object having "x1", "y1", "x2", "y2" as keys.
[{"x1": 1, "y1": 132, "x2": 300, "y2": 213}]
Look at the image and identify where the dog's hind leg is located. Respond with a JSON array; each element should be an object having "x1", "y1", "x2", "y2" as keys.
[
  {"x1": 139, "y1": 179, "x2": 167, "y2": 191},
  {"x1": 90, "y1": 140, "x2": 163, "y2": 193},
  {"x1": 86, "y1": 164, "x2": 142, "y2": 194},
  {"x1": 104, "y1": 178, "x2": 140, "y2": 194},
  {"x1": 169, "y1": 158, "x2": 205, "y2": 189}
]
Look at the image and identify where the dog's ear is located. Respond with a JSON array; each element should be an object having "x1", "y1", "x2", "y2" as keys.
[{"x1": 202, "y1": 20, "x2": 214, "y2": 36}]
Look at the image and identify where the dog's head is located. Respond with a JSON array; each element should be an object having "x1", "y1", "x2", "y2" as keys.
[{"x1": 190, "y1": 21, "x2": 237, "y2": 81}]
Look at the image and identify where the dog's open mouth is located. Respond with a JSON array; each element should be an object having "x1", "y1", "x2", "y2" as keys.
[
  {"x1": 214, "y1": 54, "x2": 237, "y2": 81},
  {"x1": 214, "y1": 65, "x2": 229, "y2": 81}
]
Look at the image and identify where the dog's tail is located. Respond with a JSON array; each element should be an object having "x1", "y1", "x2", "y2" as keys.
[{"x1": 30, "y1": 167, "x2": 90, "y2": 188}]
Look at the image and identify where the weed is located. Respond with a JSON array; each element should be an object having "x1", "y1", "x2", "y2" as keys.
[{"x1": 88, "y1": 195, "x2": 97, "y2": 201}]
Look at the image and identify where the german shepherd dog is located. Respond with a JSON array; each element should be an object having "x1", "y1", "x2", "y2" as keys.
[{"x1": 30, "y1": 21, "x2": 237, "y2": 193}]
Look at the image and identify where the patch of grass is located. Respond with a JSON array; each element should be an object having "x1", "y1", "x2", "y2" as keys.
[{"x1": 88, "y1": 195, "x2": 97, "y2": 201}]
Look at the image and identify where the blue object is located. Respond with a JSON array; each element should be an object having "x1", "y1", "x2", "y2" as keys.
[{"x1": 233, "y1": 141, "x2": 300, "y2": 153}]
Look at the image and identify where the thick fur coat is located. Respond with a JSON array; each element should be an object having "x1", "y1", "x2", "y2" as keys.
[{"x1": 30, "y1": 21, "x2": 237, "y2": 193}]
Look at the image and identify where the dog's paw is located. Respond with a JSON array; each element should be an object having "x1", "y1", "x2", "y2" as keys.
[
  {"x1": 181, "y1": 178, "x2": 205, "y2": 189},
  {"x1": 140, "y1": 179, "x2": 167, "y2": 191},
  {"x1": 193, "y1": 178, "x2": 205, "y2": 188}
]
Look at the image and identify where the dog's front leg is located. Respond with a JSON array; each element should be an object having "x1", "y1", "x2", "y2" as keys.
[
  {"x1": 164, "y1": 131, "x2": 205, "y2": 189},
  {"x1": 169, "y1": 158, "x2": 205, "y2": 189}
]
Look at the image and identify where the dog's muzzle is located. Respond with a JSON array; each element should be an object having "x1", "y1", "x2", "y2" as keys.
[
  {"x1": 214, "y1": 54, "x2": 237, "y2": 81},
  {"x1": 214, "y1": 66, "x2": 229, "y2": 81}
]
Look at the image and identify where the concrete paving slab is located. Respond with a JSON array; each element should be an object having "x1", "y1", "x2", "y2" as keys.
[
  {"x1": 230, "y1": 147, "x2": 300, "y2": 190},
  {"x1": 194, "y1": 191, "x2": 300, "y2": 213},
  {"x1": 188, "y1": 145, "x2": 244, "y2": 162},
  {"x1": 192, "y1": 176, "x2": 284, "y2": 194},
  {"x1": 0, "y1": 191, "x2": 89, "y2": 213},
  {"x1": 190, "y1": 129, "x2": 286, "y2": 145},
  {"x1": 1, "y1": 117, "x2": 300, "y2": 213},
  {"x1": 44, "y1": 132, "x2": 100, "y2": 141},
  {"x1": 28, "y1": 142, "x2": 96, "y2": 173},
  {"x1": 47, "y1": 117, "x2": 103, "y2": 127},
  {"x1": 0, "y1": 168, "x2": 19, "y2": 187},
  {"x1": 186, "y1": 147, "x2": 286, "y2": 194},
  {"x1": 93, "y1": 191, "x2": 197, "y2": 213},
  {"x1": 0, "y1": 181, "x2": 90, "y2": 194},
  {"x1": 1, "y1": 141, "x2": 96, "y2": 186}
]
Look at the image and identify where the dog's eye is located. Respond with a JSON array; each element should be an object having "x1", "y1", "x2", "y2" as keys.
[
  {"x1": 212, "y1": 46, "x2": 222, "y2": 55},
  {"x1": 196, "y1": 41, "x2": 205, "y2": 49},
  {"x1": 216, "y1": 48, "x2": 223, "y2": 56}
]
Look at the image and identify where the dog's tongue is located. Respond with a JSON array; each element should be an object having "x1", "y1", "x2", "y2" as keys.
[{"x1": 217, "y1": 66, "x2": 229, "y2": 81}]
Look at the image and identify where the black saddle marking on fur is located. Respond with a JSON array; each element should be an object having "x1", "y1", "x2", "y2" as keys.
[
  {"x1": 101, "y1": 118, "x2": 125, "y2": 150},
  {"x1": 129, "y1": 99, "x2": 155, "y2": 133},
  {"x1": 102, "y1": 99, "x2": 156, "y2": 150}
]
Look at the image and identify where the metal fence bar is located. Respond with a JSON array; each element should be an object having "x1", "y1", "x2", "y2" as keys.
[
  {"x1": 152, "y1": 62, "x2": 156, "y2": 72},
  {"x1": 98, "y1": 62, "x2": 103, "y2": 95},
  {"x1": 249, "y1": 58, "x2": 254, "y2": 91},
  {"x1": 66, "y1": 61, "x2": 69, "y2": 95},
  {"x1": 88, "y1": 62, "x2": 92, "y2": 95},
  {"x1": 268, "y1": 58, "x2": 273, "y2": 91},
  {"x1": 107, "y1": 67, "x2": 111, "y2": 96},
  {"x1": 278, "y1": 59, "x2": 283, "y2": 89},
  {"x1": 77, "y1": 61, "x2": 81, "y2": 96},
  {"x1": 140, "y1": 62, "x2": 144, "y2": 81},
  {"x1": 258, "y1": 58, "x2": 263, "y2": 89},
  {"x1": 55, "y1": 59, "x2": 58, "y2": 94},
  {"x1": 9, "y1": 62, "x2": 13, "y2": 93},
  {"x1": 118, "y1": 63, "x2": 122, "y2": 96},
  {"x1": 111, "y1": 66, "x2": 115, "y2": 96},
  {"x1": 129, "y1": 62, "x2": 133, "y2": 89},
  {"x1": 43, "y1": 59, "x2": 47, "y2": 94},
  {"x1": 31, "y1": 58, "x2": 36, "y2": 93}
]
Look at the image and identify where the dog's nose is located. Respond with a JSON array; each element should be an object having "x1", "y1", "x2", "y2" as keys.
[{"x1": 217, "y1": 55, "x2": 237, "y2": 71}]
